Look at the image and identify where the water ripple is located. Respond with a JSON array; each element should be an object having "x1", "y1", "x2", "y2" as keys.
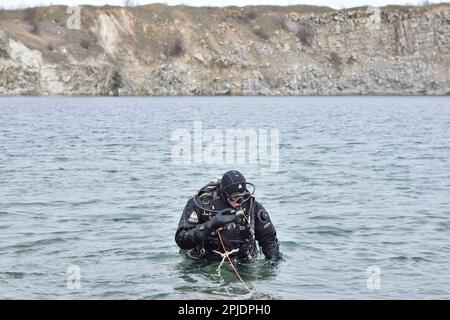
[{"x1": 1, "y1": 96, "x2": 449, "y2": 299}]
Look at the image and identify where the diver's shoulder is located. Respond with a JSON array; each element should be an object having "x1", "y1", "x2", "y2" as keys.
[
  {"x1": 185, "y1": 197, "x2": 196, "y2": 207},
  {"x1": 253, "y1": 199, "x2": 265, "y2": 209}
]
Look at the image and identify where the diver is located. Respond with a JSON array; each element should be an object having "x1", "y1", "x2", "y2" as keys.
[{"x1": 175, "y1": 170, "x2": 282, "y2": 265}]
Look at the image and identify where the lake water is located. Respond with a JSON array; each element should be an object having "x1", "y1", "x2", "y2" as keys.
[{"x1": 0, "y1": 96, "x2": 449, "y2": 299}]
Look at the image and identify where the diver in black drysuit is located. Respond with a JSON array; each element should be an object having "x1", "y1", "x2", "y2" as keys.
[{"x1": 175, "y1": 170, "x2": 282, "y2": 265}]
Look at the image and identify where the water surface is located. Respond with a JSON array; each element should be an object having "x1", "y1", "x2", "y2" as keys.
[{"x1": 0, "y1": 96, "x2": 449, "y2": 299}]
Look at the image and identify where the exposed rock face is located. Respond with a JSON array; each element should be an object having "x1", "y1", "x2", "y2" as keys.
[{"x1": 0, "y1": 4, "x2": 449, "y2": 95}]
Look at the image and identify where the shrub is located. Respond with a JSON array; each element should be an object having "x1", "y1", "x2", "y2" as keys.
[
  {"x1": 80, "y1": 39, "x2": 90, "y2": 49},
  {"x1": 110, "y1": 70, "x2": 123, "y2": 96},
  {"x1": 23, "y1": 8, "x2": 39, "y2": 34},
  {"x1": 275, "y1": 14, "x2": 290, "y2": 32},
  {"x1": 162, "y1": 35, "x2": 185, "y2": 57},
  {"x1": 0, "y1": 47, "x2": 9, "y2": 59},
  {"x1": 245, "y1": 11, "x2": 257, "y2": 20},
  {"x1": 253, "y1": 28, "x2": 270, "y2": 40},
  {"x1": 329, "y1": 52, "x2": 343, "y2": 67},
  {"x1": 236, "y1": 11, "x2": 257, "y2": 23},
  {"x1": 296, "y1": 22, "x2": 314, "y2": 46}
]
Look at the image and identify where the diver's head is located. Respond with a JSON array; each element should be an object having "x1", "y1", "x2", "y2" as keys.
[{"x1": 220, "y1": 170, "x2": 248, "y2": 208}]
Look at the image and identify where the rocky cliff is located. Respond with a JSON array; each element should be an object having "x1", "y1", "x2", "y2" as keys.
[{"x1": 0, "y1": 4, "x2": 449, "y2": 95}]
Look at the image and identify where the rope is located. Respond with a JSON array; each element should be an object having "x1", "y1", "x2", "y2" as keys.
[
  {"x1": 216, "y1": 229, "x2": 256, "y2": 300},
  {"x1": 212, "y1": 248, "x2": 239, "y2": 274}
]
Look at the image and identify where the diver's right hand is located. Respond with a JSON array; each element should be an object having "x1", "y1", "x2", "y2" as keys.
[
  {"x1": 195, "y1": 209, "x2": 237, "y2": 241},
  {"x1": 208, "y1": 209, "x2": 237, "y2": 230}
]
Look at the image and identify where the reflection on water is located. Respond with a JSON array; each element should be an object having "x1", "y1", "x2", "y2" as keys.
[{"x1": 175, "y1": 256, "x2": 278, "y2": 299}]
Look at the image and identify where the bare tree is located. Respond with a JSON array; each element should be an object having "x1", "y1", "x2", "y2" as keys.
[{"x1": 123, "y1": 0, "x2": 139, "y2": 7}]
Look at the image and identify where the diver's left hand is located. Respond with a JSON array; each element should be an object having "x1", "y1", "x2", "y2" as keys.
[
  {"x1": 267, "y1": 259, "x2": 279, "y2": 266},
  {"x1": 267, "y1": 253, "x2": 282, "y2": 266}
]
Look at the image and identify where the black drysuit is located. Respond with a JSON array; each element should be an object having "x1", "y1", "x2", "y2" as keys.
[{"x1": 175, "y1": 192, "x2": 281, "y2": 263}]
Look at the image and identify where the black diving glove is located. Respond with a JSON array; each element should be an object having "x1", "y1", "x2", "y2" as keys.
[
  {"x1": 263, "y1": 243, "x2": 282, "y2": 266},
  {"x1": 267, "y1": 253, "x2": 282, "y2": 266},
  {"x1": 208, "y1": 208, "x2": 237, "y2": 230},
  {"x1": 194, "y1": 209, "x2": 237, "y2": 241}
]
